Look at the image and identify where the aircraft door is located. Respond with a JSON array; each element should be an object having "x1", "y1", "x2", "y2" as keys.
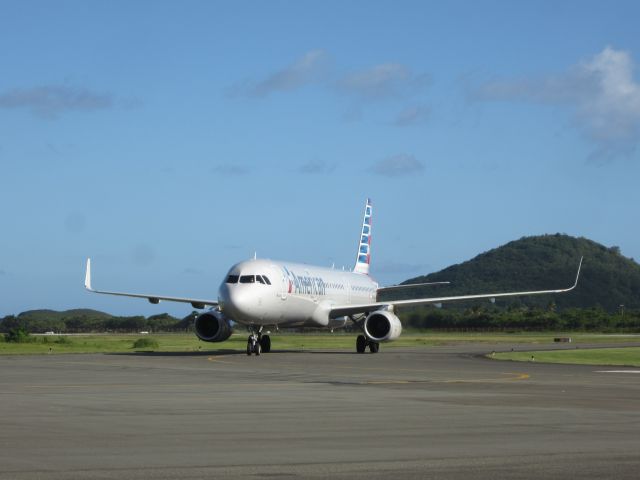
[{"x1": 280, "y1": 270, "x2": 289, "y2": 301}]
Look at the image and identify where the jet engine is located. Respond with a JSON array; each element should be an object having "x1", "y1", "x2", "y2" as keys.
[
  {"x1": 194, "y1": 310, "x2": 233, "y2": 343},
  {"x1": 363, "y1": 310, "x2": 402, "y2": 342}
]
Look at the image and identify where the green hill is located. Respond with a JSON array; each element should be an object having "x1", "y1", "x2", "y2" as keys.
[{"x1": 386, "y1": 234, "x2": 640, "y2": 312}]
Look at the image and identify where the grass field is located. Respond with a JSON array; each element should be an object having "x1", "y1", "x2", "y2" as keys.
[
  {"x1": 1, "y1": 331, "x2": 639, "y2": 355},
  {"x1": 493, "y1": 347, "x2": 640, "y2": 367}
]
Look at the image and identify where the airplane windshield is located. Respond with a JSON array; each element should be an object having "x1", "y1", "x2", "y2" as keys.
[{"x1": 236, "y1": 274, "x2": 271, "y2": 285}]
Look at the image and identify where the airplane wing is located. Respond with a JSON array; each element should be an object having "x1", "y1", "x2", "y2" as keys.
[
  {"x1": 84, "y1": 259, "x2": 218, "y2": 309},
  {"x1": 330, "y1": 257, "x2": 583, "y2": 318},
  {"x1": 377, "y1": 281, "x2": 450, "y2": 294}
]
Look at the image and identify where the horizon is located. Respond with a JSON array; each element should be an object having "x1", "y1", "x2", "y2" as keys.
[
  {"x1": 2, "y1": 232, "x2": 636, "y2": 318},
  {"x1": 1, "y1": 1, "x2": 639, "y2": 317}
]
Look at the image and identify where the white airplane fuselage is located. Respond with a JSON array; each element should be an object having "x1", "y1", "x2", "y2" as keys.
[{"x1": 219, "y1": 259, "x2": 378, "y2": 329}]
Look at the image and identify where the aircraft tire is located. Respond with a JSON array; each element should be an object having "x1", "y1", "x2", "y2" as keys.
[
  {"x1": 260, "y1": 335, "x2": 271, "y2": 353},
  {"x1": 369, "y1": 342, "x2": 379, "y2": 353},
  {"x1": 356, "y1": 335, "x2": 367, "y2": 353},
  {"x1": 255, "y1": 342, "x2": 262, "y2": 356},
  {"x1": 246, "y1": 338, "x2": 252, "y2": 356}
]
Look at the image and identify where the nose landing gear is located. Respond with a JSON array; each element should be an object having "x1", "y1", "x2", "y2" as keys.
[{"x1": 246, "y1": 326, "x2": 271, "y2": 356}]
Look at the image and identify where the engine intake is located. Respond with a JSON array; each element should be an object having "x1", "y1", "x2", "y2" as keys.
[
  {"x1": 363, "y1": 310, "x2": 402, "y2": 342},
  {"x1": 194, "y1": 310, "x2": 233, "y2": 343}
]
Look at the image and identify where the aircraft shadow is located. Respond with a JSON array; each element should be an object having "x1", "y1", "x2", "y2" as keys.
[{"x1": 109, "y1": 349, "x2": 360, "y2": 357}]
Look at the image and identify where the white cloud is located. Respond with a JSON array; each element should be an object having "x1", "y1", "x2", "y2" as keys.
[
  {"x1": 471, "y1": 47, "x2": 640, "y2": 161},
  {"x1": 393, "y1": 104, "x2": 431, "y2": 126},
  {"x1": 230, "y1": 50, "x2": 329, "y2": 98},
  {"x1": 337, "y1": 63, "x2": 430, "y2": 100},
  {"x1": 297, "y1": 160, "x2": 336, "y2": 174},
  {"x1": 227, "y1": 53, "x2": 433, "y2": 124},
  {"x1": 0, "y1": 85, "x2": 113, "y2": 119},
  {"x1": 370, "y1": 154, "x2": 424, "y2": 176}
]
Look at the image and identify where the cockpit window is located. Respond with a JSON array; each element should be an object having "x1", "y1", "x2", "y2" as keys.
[
  {"x1": 256, "y1": 275, "x2": 265, "y2": 284},
  {"x1": 262, "y1": 275, "x2": 271, "y2": 285},
  {"x1": 239, "y1": 275, "x2": 255, "y2": 283},
  {"x1": 226, "y1": 275, "x2": 239, "y2": 284}
]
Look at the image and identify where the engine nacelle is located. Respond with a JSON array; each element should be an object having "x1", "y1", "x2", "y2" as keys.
[
  {"x1": 194, "y1": 310, "x2": 233, "y2": 343},
  {"x1": 363, "y1": 310, "x2": 402, "y2": 342}
]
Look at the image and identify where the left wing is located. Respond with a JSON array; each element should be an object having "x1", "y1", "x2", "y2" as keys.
[
  {"x1": 84, "y1": 258, "x2": 218, "y2": 309},
  {"x1": 330, "y1": 257, "x2": 583, "y2": 318},
  {"x1": 377, "y1": 281, "x2": 450, "y2": 295}
]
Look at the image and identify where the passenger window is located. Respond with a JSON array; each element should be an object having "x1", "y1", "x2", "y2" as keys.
[
  {"x1": 226, "y1": 275, "x2": 239, "y2": 284},
  {"x1": 262, "y1": 276, "x2": 271, "y2": 285},
  {"x1": 239, "y1": 275, "x2": 255, "y2": 283}
]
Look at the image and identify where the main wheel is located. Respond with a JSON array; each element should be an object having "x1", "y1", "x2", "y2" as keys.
[
  {"x1": 246, "y1": 339, "x2": 252, "y2": 356},
  {"x1": 260, "y1": 335, "x2": 271, "y2": 353},
  {"x1": 356, "y1": 335, "x2": 367, "y2": 353},
  {"x1": 369, "y1": 342, "x2": 379, "y2": 353},
  {"x1": 255, "y1": 342, "x2": 262, "y2": 356}
]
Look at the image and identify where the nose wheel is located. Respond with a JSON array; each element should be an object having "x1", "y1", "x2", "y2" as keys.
[{"x1": 246, "y1": 327, "x2": 271, "y2": 356}]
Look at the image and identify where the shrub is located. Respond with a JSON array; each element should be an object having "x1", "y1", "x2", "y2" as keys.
[
  {"x1": 5, "y1": 328, "x2": 35, "y2": 343},
  {"x1": 132, "y1": 338, "x2": 159, "y2": 349}
]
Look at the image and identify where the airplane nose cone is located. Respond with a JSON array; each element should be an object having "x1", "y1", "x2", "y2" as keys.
[{"x1": 220, "y1": 285, "x2": 254, "y2": 321}]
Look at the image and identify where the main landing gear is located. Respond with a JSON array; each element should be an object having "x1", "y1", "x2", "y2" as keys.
[
  {"x1": 356, "y1": 334, "x2": 379, "y2": 354},
  {"x1": 246, "y1": 327, "x2": 271, "y2": 356}
]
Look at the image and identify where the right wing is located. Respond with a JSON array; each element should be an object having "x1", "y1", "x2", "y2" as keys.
[
  {"x1": 84, "y1": 258, "x2": 218, "y2": 309},
  {"x1": 331, "y1": 257, "x2": 583, "y2": 318}
]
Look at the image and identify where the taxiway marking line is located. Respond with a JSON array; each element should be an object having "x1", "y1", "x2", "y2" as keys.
[{"x1": 596, "y1": 370, "x2": 640, "y2": 374}]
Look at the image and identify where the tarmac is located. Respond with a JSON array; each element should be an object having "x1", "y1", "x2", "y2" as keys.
[{"x1": 1, "y1": 342, "x2": 639, "y2": 479}]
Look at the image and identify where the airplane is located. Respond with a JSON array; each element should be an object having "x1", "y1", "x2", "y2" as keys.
[{"x1": 84, "y1": 199, "x2": 583, "y2": 355}]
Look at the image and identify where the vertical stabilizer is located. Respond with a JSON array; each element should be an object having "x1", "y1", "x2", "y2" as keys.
[{"x1": 353, "y1": 198, "x2": 372, "y2": 275}]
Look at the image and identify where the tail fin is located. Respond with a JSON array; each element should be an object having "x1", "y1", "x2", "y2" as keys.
[{"x1": 353, "y1": 198, "x2": 372, "y2": 275}]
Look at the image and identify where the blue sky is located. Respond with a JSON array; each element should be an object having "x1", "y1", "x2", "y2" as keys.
[{"x1": 1, "y1": 0, "x2": 639, "y2": 317}]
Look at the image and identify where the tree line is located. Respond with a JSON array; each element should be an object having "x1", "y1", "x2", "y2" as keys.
[
  {"x1": 0, "y1": 312, "x2": 194, "y2": 334},
  {"x1": 2, "y1": 308, "x2": 639, "y2": 334},
  {"x1": 401, "y1": 305, "x2": 640, "y2": 332}
]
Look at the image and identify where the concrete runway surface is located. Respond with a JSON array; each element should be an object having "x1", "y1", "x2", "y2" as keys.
[{"x1": 1, "y1": 343, "x2": 639, "y2": 479}]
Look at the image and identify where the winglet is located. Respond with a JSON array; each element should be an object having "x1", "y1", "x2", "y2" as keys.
[
  {"x1": 84, "y1": 258, "x2": 93, "y2": 291},
  {"x1": 572, "y1": 256, "x2": 584, "y2": 290}
]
